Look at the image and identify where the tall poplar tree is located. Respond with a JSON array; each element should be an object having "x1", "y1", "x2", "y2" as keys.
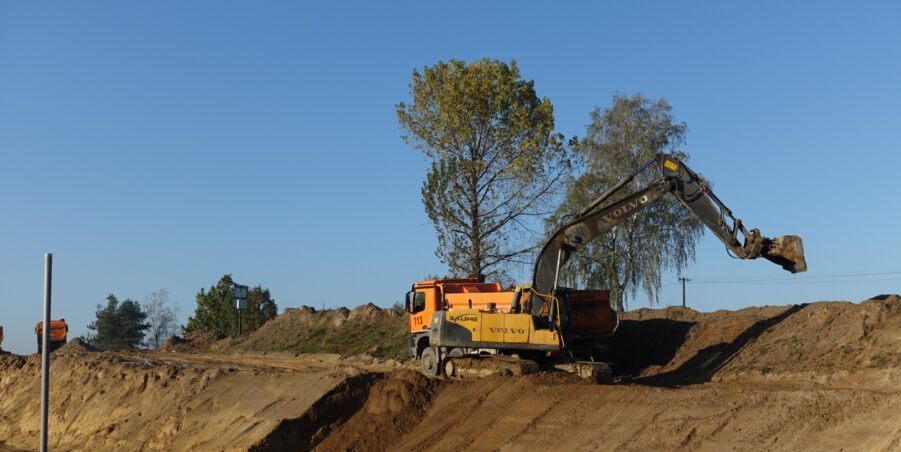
[
  {"x1": 550, "y1": 94, "x2": 704, "y2": 310},
  {"x1": 397, "y1": 59, "x2": 570, "y2": 279}
]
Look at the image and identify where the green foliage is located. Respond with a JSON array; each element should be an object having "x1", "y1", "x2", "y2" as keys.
[
  {"x1": 292, "y1": 316, "x2": 408, "y2": 361},
  {"x1": 184, "y1": 274, "x2": 278, "y2": 337},
  {"x1": 869, "y1": 355, "x2": 889, "y2": 368},
  {"x1": 786, "y1": 337, "x2": 803, "y2": 357},
  {"x1": 85, "y1": 294, "x2": 150, "y2": 350},
  {"x1": 757, "y1": 366, "x2": 772, "y2": 375},
  {"x1": 397, "y1": 59, "x2": 570, "y2": 279},
  {"x1": 547, "y1": 93, "x2": 703, "y2": 310}
]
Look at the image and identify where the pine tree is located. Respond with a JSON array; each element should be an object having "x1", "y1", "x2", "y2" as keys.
[{"x1": 85, "y1": 294, "x2": 150, "y2": 350}]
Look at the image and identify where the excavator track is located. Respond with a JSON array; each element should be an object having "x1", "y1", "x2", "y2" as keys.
[{"x1": 443, "y1": 355, "x2": 540, "y2": 378}]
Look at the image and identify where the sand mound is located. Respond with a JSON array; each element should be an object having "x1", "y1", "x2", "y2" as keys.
[
  {"x1": 0, "y1": 351, "x2": 378, "y2": 451},
  {"x1": 235, "y1": 306, "x2": 351, "y2": 352},
  {"x1": 228, "y1": 304, "x2": 408, "y2": 359},
  {"x1": 611, "y1": 294, "x2": 901, "y2": 385},
  {"x1": 53, "y1": 337, "x2": 100, "y2": 356},
  {"x1": 348, "y1": 302, "x2": 399, "y2": 322}
]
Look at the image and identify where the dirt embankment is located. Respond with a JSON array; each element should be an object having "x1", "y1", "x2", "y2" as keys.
[
  {"x1": 2, "y1": 295, "x2": 900, "y2": 451},
  {"x1": 0, "y1": 350, "x2": 400, "y2": 451},
  {"x1": 160, "y1": 304, "x2": 408, "y2": 360},
  {"x1": 611, "y1": 294, "x2": 901, "y2": 387}
]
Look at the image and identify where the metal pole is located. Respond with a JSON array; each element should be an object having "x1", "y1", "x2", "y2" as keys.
[
  {"x1": 40, "y1": 253, "x2": 52, "y2": 452},
  {"x1": 237, "y1": 310, "x2": 242, "y2": 337}
]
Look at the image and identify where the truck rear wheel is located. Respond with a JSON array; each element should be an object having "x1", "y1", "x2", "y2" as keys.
[{"x1": 421, "y1": 347, "x2": 441, "y2": 376}]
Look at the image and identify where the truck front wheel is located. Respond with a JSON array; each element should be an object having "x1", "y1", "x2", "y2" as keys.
[{"x1": 421, "y1": 347, "x2": 441, "y2": 376}]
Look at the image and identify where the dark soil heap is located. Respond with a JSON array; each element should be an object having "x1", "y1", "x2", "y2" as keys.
[{"x1": 158, "y1": 330, "x2": 226, "y2": 353}]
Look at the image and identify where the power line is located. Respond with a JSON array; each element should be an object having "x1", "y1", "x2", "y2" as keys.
[{"x1": 678, "y1": 271, "x2": 901, "y2": 286}]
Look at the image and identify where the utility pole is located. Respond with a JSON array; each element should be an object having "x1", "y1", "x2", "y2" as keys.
[{"x1": 678, "y1": 277, "x2": 691, "y2": 308}]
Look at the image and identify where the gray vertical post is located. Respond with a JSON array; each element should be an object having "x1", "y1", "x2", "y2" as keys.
[{"x1": 40, "y1": 253, "x2": 52, "y2": 452}]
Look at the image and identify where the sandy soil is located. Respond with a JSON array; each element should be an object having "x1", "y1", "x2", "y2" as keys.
[
  {"x1": 1, "y1": 295, "x2": 899, "y2": 451},
  {"x1": 0, "y1": 351, "x2": 395, "y2": 451}
]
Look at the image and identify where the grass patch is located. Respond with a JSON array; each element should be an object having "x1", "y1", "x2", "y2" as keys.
[
  {"x1": 839, "y1": 344, "x2": 852, "y2": 355},
  {"x1": 786, "y1": 337, "x2": 802, "y2": 357},
  {"x1": 869, "y1": 355, "x2": 889, "y2": 368},
  {"x1": 757, "y1": 366, "x2": 772, "y2": 375},
  {"x1": 291, "y1": 317, "x2": 408, "y2": 361},
  {"x1": 825, "y1": 316, "x2": 835, "y2": 325}
]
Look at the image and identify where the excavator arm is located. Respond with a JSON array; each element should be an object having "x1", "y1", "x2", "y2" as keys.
[{"x1": 531, "y1": 153, "x2": 806, "y2": 312}]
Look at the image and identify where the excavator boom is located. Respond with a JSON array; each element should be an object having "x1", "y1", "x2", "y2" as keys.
[{"x1": 532, "y1": 153, "x2": 807, "y2": 303}]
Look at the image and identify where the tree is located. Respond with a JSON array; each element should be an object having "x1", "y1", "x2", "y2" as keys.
[
  {"x1": 85, "y1": 294, "x2": 150, "y2": 350},
  {"x1": 143, "y1": 289, "x2": 179, "y2": 349},
  {"x1": 396, "y1": 59, "x2": 570, "y2": 280},
  {"x1": 184, "y1": 274, "x2": 278, "y2": 336},
  {"x1": 549, "y1": 93, "x2": 703, "y2": 311}
]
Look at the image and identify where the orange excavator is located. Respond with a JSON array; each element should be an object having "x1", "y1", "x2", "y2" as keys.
[
  {"x1": 405, "y1": 153, "x2": 807, "y2": 381},
  {"x1": 35, "y1": 319, "x2": 68, "y2": 353}
]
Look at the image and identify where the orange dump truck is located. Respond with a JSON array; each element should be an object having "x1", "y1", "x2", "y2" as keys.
[
  {"x1": 406, "y1": 278, "x2": 617, "y2": 375},
  {"x1": 35, "y1": 319, "x2": 68, "y2": 353}
]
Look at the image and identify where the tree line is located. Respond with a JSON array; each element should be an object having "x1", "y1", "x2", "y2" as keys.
[
  {"x1": 84, "y1": 274, "x2": 277, "y2": 351},
  {"x1": 397, "y1": 59, "x2": 703, "y2": 310},
  {"x1": 87, "y1": 58, "x2": 703, "y2": 350}
]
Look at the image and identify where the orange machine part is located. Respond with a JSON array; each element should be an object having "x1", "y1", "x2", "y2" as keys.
[{"x1": 35, "y1": 320, "x2": 68, "y2": 342}]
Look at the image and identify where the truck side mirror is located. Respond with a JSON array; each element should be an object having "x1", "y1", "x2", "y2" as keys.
[{"x1": 405, "y1": 291, "x2": 414, "y2": 313}]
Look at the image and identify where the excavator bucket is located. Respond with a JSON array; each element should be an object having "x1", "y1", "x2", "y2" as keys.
[{"x1": 764, "y1": 235, "x2": 807, "y2": 273}]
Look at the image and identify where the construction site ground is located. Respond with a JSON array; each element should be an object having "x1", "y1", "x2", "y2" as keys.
[{"x1": 1, "y1": 295, "x2": 900, "y2": 451}]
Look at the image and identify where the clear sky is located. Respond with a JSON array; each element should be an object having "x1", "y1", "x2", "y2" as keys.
[{"x1": 2, "y1": 1, "x2": 899, "y2": 354}]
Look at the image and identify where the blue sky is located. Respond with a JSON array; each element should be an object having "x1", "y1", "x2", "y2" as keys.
[{"x1": 2, "y1": 2, "x2": 899, "y2": 354}]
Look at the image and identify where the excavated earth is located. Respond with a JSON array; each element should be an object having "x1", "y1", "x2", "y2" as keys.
[{"x1": 2, "y1": 295, "x2": 901, "y2": 451}]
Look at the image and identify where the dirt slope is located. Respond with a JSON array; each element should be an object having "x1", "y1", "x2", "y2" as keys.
[
  {"x1": 1, "y1": 295, "x2": 900, "y2": 451},
  {"x1": 379, "y1": 374, "x2": 901, "y2": 451},
  {"x1": 0, "y1": 352, "x2": 392, "y2": 451},
  {"x1": 610, "y1": 294, "x2": 901, "y2": 386},
  {"x1": 315, "y1": 294, "x2": 901, "y2": 451}
]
